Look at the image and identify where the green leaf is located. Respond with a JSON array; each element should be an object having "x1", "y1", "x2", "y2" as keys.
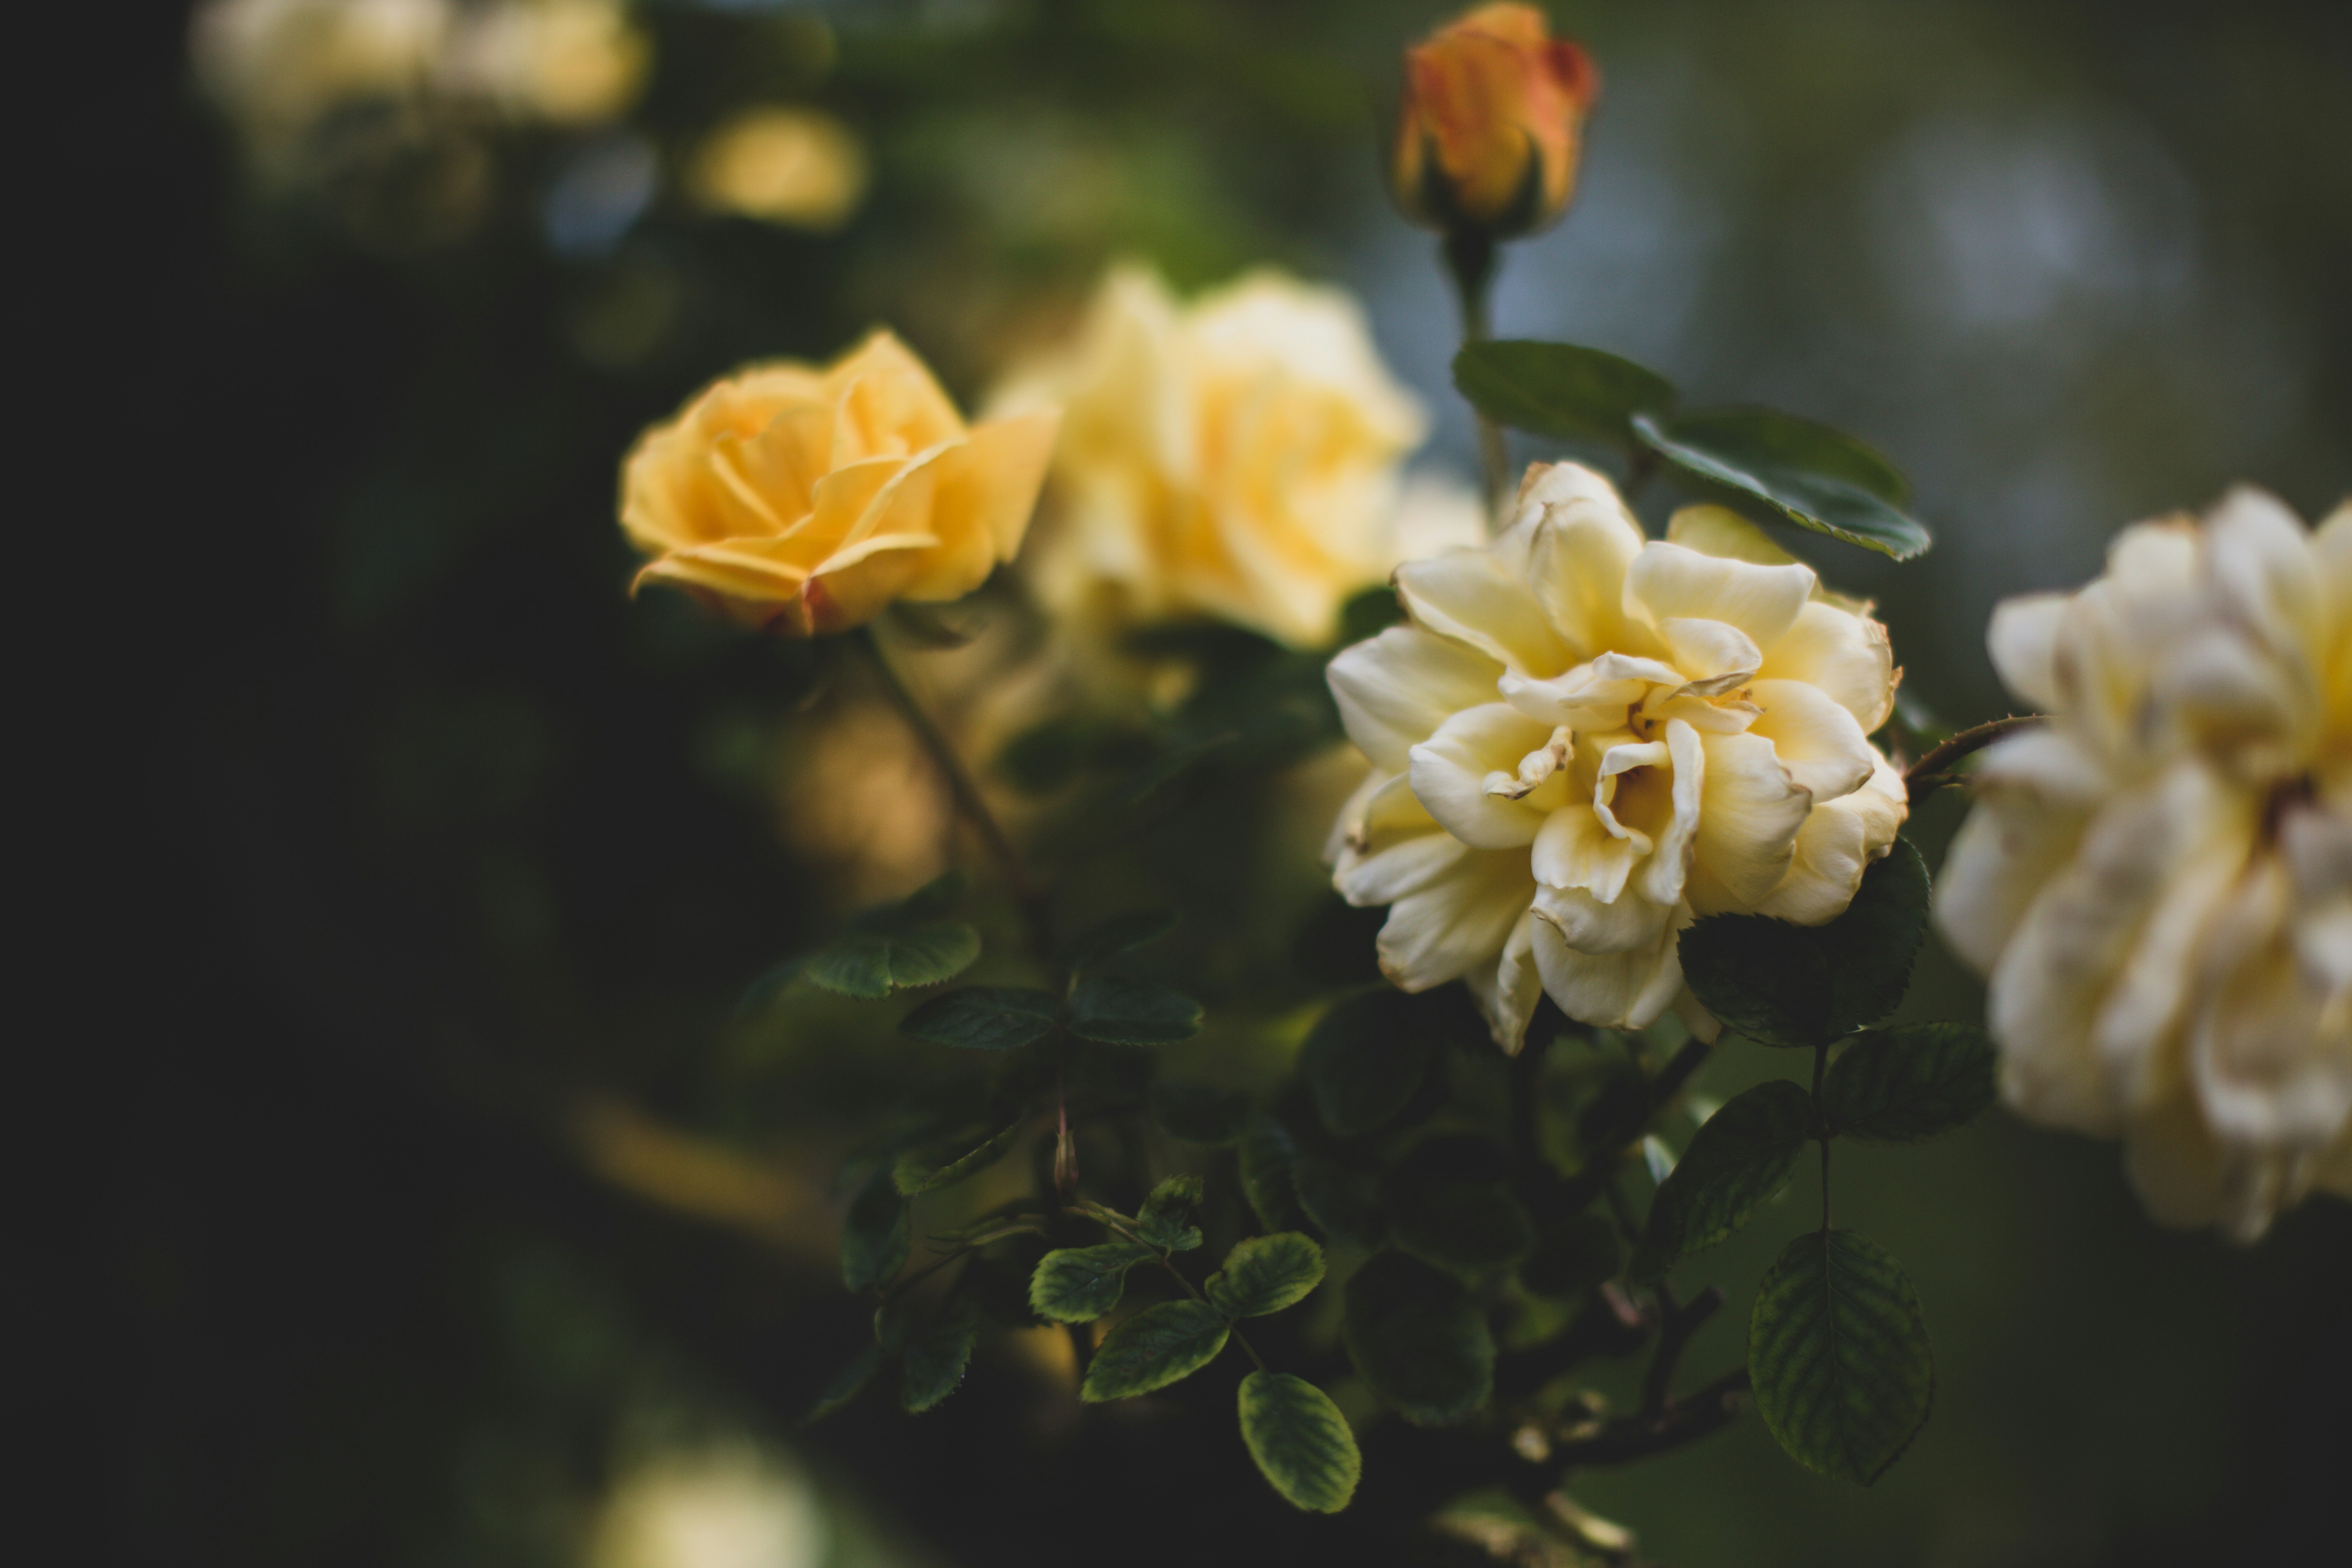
[
  {"x1": 1080, "y1": 1300, "x2": 1231, "y2": 1401},
  {"x1": 1061, "y1": 909, "x2": 1180, "y2": 971},
  {"x1": 1679, "y1": 840, "x2": 1933, "y2": 1047},
  {"x1": 1818, "y1": 840, "x2": 1932, "y2": 1036},
  {"x1": 841, "y1": 1167, "x2": 909, "y2": 1294},
  {"x1": 900, "y1": 1312, "x2": 979, "y2": 1412},
  {"x1": 1136, "y1": 1175, "x2": 1206, "y2": 1252},
  {"x1": 1030, "y1": 1243, "x2": 1155, "y2": 1323},
  {"x1": 1301, "y1": 991, "x2": 1437, "y2": 1139},
  {"x1": 1634, "y1": 411, "x2": 1932, "y2": 561},
  {"x1": 1343, "y1": 1250, "x2": 1494, "y2": 1425},
  {"x1": 1630, "y1": 1080, "x2": 1814, "y2": 1281},
  {"x1": 1678, "y1": 915, "x2": 1833, "y2": 1047},
  {"x1": 804, "y1": 1342, "x2": 880, "y2": 1426},
  {"x1": 1291, "y1": 1155, "x2": 1385, "y2": 1249},
  {"x1": 1066, "y1": 976, "x2": 1202, "y2": 1045},
  {"x1": 1453, "y1": 340, "x2": 1677, "y2": 447},
  {"x1": 1239, "y1": 1119, "x2": 1304, "y2": 1232},
  {"x1": 898, "y1": 986, "x2": 1060, "y2": 1050},
  {"x1": 1148, "y1": 1082, "x2": 1249, "y2": 1147},
  {"x1": 1750, "y1": 1230, "x2": 1935, "y2": 1485},
  {"x1": 1821, "y1": 1023, "x2": 1996, "y2": 1143},
  {"x1": 892, "y1": 1121, "x2": 1025, "y2": 1195},
  {"x1": 1390, "y1": 1183, "x2": 1537, "y2": 1277},
  {"x1": 1207, "y1": 1233, "x2": 1326, "y2": 1318},
  {"x1": 805, "y1": 922, "x2": 982, "y2": 1000},
  {"x1": 885, "y1": 871, "x2": 968, "y2": 924},
  {"x1": 1238, "y1": 1372, "x2": 1361, "y2": 1513}
]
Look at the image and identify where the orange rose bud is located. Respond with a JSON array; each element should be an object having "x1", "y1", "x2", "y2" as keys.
[{"x1": 1392, "y1": 3, "x2": 1600, "y2": 238}]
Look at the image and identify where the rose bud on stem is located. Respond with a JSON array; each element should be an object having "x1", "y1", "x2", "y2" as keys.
[{"x1": 1391, "y1": 3, "x2": 1600, "y2": 516}]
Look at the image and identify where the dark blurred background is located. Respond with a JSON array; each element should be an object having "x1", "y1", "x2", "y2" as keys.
[{"x1": 120, "y1": 2, "x2": 2350, "y2": 1565}]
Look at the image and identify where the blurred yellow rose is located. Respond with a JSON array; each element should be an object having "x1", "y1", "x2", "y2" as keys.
[
  {"x1": 992, "y1": 264, "x2": 1459, "y2": 652},
  {"x1": 621, "y1": 332, "x2": 1059, "y2": 636},
  {"x1": 444, "y1": 0, "x2": 648, "y2": 125},
  {"x1": 689, "y1": 107, "x2": 869, "y2": 232},
  {"x1": 1936, "y1": 489, "x2": 2352, "y2": 1238},
  {"x1": 1392, "y1": 2, "x2": 1601, "y2": 237}
]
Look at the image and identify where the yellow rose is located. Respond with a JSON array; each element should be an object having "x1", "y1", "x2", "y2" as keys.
[
  {"x1": 620, "y1": 332, "x2": 1059, "y2": 636},
  {"x1": 1392, "y1": 3, "x2": 1601, "y2": 237},
  {"x1": 1936, "y1": 489, "x2": 2352, "y2": 1238},
  {"x1": 1328, "y1": 463, "x2": 1906, "y2": 1050},
  {"x1": 688, "y1": 106, "x2": 868, "y2": 232},
  {"x1": 993, "y1": 264, "x2": 1459, "y2": 651}
]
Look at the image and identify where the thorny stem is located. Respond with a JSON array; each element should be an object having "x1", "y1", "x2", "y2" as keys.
[
  {"x1": 1444, "y1": 227, "x2": 1513, "y2": 523},
  {"x1": 1902, "y1": 713, "x2": 2042, "y2": 803},
  {"x1": 1081, "y1": 1208, "x2": 1267, "y2": 1373},
  {"x1": 857, "y1": 626, "x2": 1056, "y2": 957}
]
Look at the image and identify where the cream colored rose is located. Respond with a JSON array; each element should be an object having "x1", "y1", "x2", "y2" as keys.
[
  {"x1": 1936, "y1": 489, "x2": 2352, "y2": 1238},
  {"x1": 1328, "y1": 462, "x2": 1907, "y2": 1051},
  {"x1": 993, "y1": 264, "x2": 1456, "y2": 651},
  {"x1": 620, "y1": 332, "x2": 1059, "y2": 636}
]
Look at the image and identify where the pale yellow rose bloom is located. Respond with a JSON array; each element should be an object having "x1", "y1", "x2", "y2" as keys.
[
  {"x1": 993, "y1": 265, "x2": 1456, "y2": 651},
  {"x1": 1327, "y1": 462, "x2": 1907, "y2": 1051},
  {"x1": 620, "y1": 332, "x2": 1059, "y2": 636},
  {"x1": 1936, "y1": 489, "x2": 2352, "y2": 1238}
]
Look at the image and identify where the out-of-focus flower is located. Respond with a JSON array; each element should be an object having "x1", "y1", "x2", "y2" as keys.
[
  {"x1": 590, "y1": 1442, "x2": 826, "y2": 1568},
  {"x1": 442, "y1": 0, "x2": 648, "y2": 125},
  {"x1": 992, "y1": 264, "x2": 1457, "y2": 651},
  {"x1": 1936, "y1": 489, "x2": 2352, "y2": 1238},
  {"x1": 1328, "y1": 466, "x2": 1905, "y2": 1051},
  {"x1": 1392, "y1": 2, "x2": 1600, "y2": 238},
  {"x1": 621, "y1": 332, "x2": 1059, "y2": 636},
  {"x1": 688, "y1": 107, "x2": 869, "y2": 232}
]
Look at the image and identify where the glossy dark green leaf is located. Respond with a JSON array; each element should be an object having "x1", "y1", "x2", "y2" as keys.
[
  {"x1": 1822, "y1": 1023, "x2": 1996, "y2": 1142},
  {"x1": 1029, "y1": 1243, "x2": 1155, "y2": 1323},
  {"x1": 1818, "y1": 840, "x2": 1932, "y2": 1036},
  {"x1": 1453, "y1": 340, "x2": 1678, "y2": 447},
  {"x1": 1678, "y1": 915, "x2": 1833, "y2": 1047},
  {"x1": 1239, "y1": 1119, "x2": 1305, "y2": 1232},
  {"x1": 1291, "y1": 1154, "x2": 1385, "y2": 1249},
  {"x1": 804, "y1": 922, "x2": 982, "y2": 1000},
  {"x1": 1080, "y1": 1300, "x2": 1231, "y2": 1401},
  {"x1": 1061, "y1": 909, "x2": 1180, "y2": 971},
  {"x1": 1630, "y1": 1080, "x2": 1814, "y2": 1281},
  {"x1": 1147, "y1": 1081, "x2": 1249, "y2": 1147},
  {"x1": 898, "y1": 986, "x2": 1060, "y2": 1050},
  {"x1": 1238, "y1": 1372, "x2": 1361, "y2": 1512},
  {"x1": 1066, "y1": 976, "x2": 1202, "y2": 1045},
  {"x1": 1751, "y1": 1230, "x2": 1935, "y2": 1484},
  {"x1": 1634, "y1": 412, "x2": 1932, "y2": 561},
  {"x1": 900, "y1": 1312, "x2": 978, "y2": 1412},
  {"x1": 893, "y1": 1121, "x2": 1025, "y2": 1195},
  {"x1": 803, "y1": 1342, "x2": 880, "y2": 1426},
  {"x1": 840, "y1": 1167, "x2": 909, "y2": 1294},
  {"x1": 1136, "y1": 1174, "x2": 1206, "y2": 1252},
  {"x1": 1302, "y1": 991, "x2": 1437, "y2": 1139},
  {"x1": 1390, "y1": 1183, "x2": 1537, "y2": 1276},
  {"x1": 1207, "y1": 1233, "x2": 1326, "y2": 1318},
  {"x1": 1343, "y1": 1250, "x2": 1494, "y2": 1425}
]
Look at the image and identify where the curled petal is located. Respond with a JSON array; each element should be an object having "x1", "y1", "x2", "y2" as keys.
[
  {"x1": 1465, "y1": 911, "x2": 1545, "y2": 1054},
  {"x1": 1328, "y1": 626, "x2": 1503, "y2": 773},
  {"x1": 1657, "y1": 617, "x2": 1761, "y2": 684},
  {"x1": 1378, "y1": 850, "x2": 1535, "y2": 991},
  {"x1": 1690, "y1": 729, "x2": 1810, "y2": 910},
  {"x1": 1395, "y1": 544, "x2": 1569, "y2": 674},
  {"x1": 1987, "y1": 594, "x2": 2067, "y2": 713},
  {"x1": 1410, "y1": 703, "x2": 1558, "y2": 849},
  {"x1": 1759, "y1": 600, "x2": 1896, "y2": 733},
  {"x1": 1755, "y1": 749, "x2": 1907, "y2": 924},
  {"x1": 1746, "y1": 677, "x2": 1876, "y2": 804},
  {"x1": 1530, "y1": 906, "x2": 1685, "y2": 1030},
  {"x1": 1624, "y1": 541, "x2": 1813, "y2": 651},
  {"x1": 1532, "y1": 881, "x2": 1672, "y2": 955}
]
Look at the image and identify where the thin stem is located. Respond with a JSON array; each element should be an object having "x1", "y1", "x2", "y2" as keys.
[
  {"x1": 857, "y1": 626, "x2": 1055, "y2": 955},
  {"x1": 1550, "y1": 1368, "x2": 1751, "y2": 1467},
  {"x1": 1813, "y1": 1042, "x2": 1832, "y2": 1234},
  {"x1": 1443, "y1": 227, "x2": 1512, "y2": 523},
  {"x1": 1078, "y1": 1208, "x2": 1267, "y2": 1373},
  {"x1": 1641, "y1": 1285, "x2": 1722, "y2": 1418},
  {"x1": 1903, "y1": 714, "x2": 2041, "y2": 803}
]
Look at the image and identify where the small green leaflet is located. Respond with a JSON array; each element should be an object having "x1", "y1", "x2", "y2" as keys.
[
  {"x1": 840, "y1": 1167, "x2": 910, "y2": 1294},
  {"x1": 901, "y1": 1312, "x2": 979, "y2": 1412},
  {"x1": 1342, "y1": 1250, "x2": 1494, "y2": 1426},
  {"x1": 892, "y1": 1121, "x2": 1025, "y2": 1195},
  {"x1": 1080, "y1": 1300, "x2": 1231, "y2": 1401},
  {"x1": 1821, "y1": 1023, "x2": 1996, "y2": 1142},
  {"x1": 1207, "y1": 1233, "x2": 1325, "y2": 1318},
  {"x1": 1065, "y1": 976, "x2": 1202, "y2": 1045},
  {"x1": 804, "y1": 922, "x2": 982, "y2": 1000},
  {"x1": 1452, "y1": 340, "x2": 1677, "y2": 447},
  {"x1": 1239, "y1": 1118, "x2": 1305, "y2": 1232},
  {"x1": 1136, "y1": 1175, "x2": 1206, "y2": 1252},
  {"x1": 898, "y1": 986, "x2": 1060, "y2": 1050},
  {"x1": 1029, "y1": 1243, "x2": 1156, "y2": 1323},
  {"x1": 1633, "y1": 411, "x2": 1932, "y2": 561},
  {"x1": 1630, "y1": 1080, "x2": 1814, "y2": 1281},
  {"x1": 1238, "y1": 1372, "x2": 1360, "y2": 1513},
  {"x1": 1750, "y1": 1230, "x2": 1935, "y2": 1485}
]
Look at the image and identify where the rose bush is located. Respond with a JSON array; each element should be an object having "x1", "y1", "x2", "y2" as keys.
[
  {"x1": 621, "y1": 331, "x2": 1058, "y2": 636},
  {"x1": 1936, "y1": 488, "x2": 2352, "y2": 1237},
  {"x1": 1328, "y1": 461, "x2": 1906, "y2": 1050}
]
